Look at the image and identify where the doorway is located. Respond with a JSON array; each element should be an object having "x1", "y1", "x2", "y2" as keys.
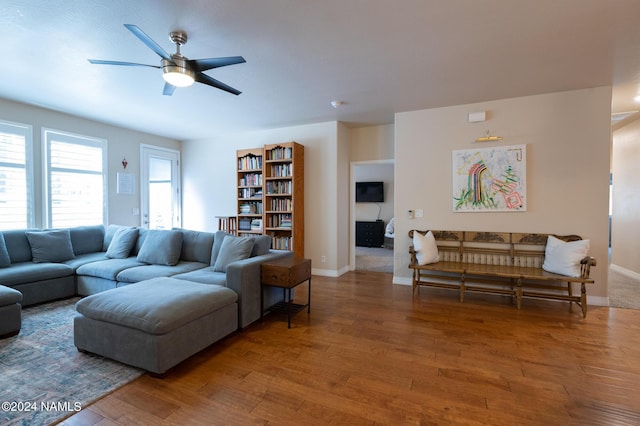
[
  {"x1": 350, "y1": 160, "x2": 395, "y2": 273},
  {"x1": 140, "y1": 145, "x2": 181, "y2": 230}
]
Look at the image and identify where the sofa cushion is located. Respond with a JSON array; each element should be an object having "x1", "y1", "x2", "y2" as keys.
[
  {"x1": 213, "y1": 236, "x2": 254, "y2": 272},
  {"x1": 173, "y1": 267, "x2": 228, "y2": 286},
  {"x1": 106, "y1": 226, "x2": 138, "y2": 259},
  {"x1": 251, "y1": 235, "x2": 272, "y2": 257},
  {"x1": 75, "y1": 277, "x2": 238, "y2": 334},
  {"x1": 63, "y1": 252, "x2": 109, "y2": 271},
  {"x1": 0, "y1": 233, "x2": 10, "y2": 268},
  {"x1": 70, "y1": 225, "x2": 105, "y2": 255},
  {"x1": 210, "y1": 231, "x2": 231, "y2": 266},
  {"x1": 103, "y1": 224, "x2": 128, "y2": 250},
  {"x1": 137, "y1": 230, "x2": 183, "y2": 266},
  {"x1": 0, "y1": 261, "x2": 74, "y2": 286},
  {"x1": 175, "y1": 228, "x2": 214, "y2": 263},
  {"x1": 26, "y1": 229, "x2": 75, "y2": 263},
  {"x1": 135, "y1": 227, "x2": 149, "y2": 255},
  {"x1": 0, "y1": 285, "x2": 23, "y2": 305},
  {"x1": 116, "y1": 261, "x2": 208, "y2": 283},
  {"x1": 2, "y1": 229, "x2": 39, "y2": 263},
  {"x1": 76, "y1": 257, "x2": 146, "y2": 281}
]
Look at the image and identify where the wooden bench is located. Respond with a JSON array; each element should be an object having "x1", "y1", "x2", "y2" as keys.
[{"x1": 408, "y1": 230, "x2": 597, "y2": 317}]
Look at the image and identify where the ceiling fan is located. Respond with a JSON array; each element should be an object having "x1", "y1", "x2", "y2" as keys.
[{"x1": 88, "y1": 24, "x2": 245, "y2": 96}]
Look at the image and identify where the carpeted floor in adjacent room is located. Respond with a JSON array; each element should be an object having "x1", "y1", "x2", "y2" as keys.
[{"x1": 355, "y1": 246, "x2": 393, "y2": 273}]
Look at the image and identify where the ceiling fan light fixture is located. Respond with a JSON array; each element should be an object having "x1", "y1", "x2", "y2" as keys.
[{"x1": 162, "y1": 58, "x2": 195, "y2": 87}]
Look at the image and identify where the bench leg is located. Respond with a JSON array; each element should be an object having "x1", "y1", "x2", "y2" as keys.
[
  {"x1": 460, "y1": 273, "x2": 465, "y2": 303},
  {"x1": 516, "y1": 278, "x2": 522, "y2": 309},
  {"x1": 580, "y1": 283, "x2": 588, "y2": 318}
]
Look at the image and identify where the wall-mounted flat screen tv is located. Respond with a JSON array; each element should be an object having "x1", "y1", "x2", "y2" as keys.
[{"x1": 356, "y1": 181, "x2": 384, "y2": 203}]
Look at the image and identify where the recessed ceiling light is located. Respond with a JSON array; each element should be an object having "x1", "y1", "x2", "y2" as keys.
[{"x1": 330, "y1": 101, "x2": 344, "y2": 108}]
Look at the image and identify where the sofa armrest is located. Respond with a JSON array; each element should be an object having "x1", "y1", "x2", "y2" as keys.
[{"x1": 225, "y1": 250, "x2": 294, "y2": 328}]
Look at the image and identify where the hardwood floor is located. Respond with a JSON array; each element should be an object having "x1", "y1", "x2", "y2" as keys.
[{"x1": 60, "y1": 271, "x2": 640, "y2": 425}]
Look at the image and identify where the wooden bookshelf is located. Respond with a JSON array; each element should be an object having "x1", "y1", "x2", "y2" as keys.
[
  {"x1": 264, "y1": 142, "x2": 304, "y2": 257},
  {"x1": 236, "y1": 148, "x2": 264, "y2": 236}
]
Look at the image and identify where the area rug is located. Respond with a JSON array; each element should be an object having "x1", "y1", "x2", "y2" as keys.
[{"x1": 0, "y1": 297, "x2": 143, "y2": 425}]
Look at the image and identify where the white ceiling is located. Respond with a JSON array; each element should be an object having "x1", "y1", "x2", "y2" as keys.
[{"x1": 1, "y1": 0, "x2": 639, "y2": 140}]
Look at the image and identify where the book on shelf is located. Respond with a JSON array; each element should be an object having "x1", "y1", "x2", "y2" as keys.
[
  {"x1": 269, "y1": 163, "x2": 292, "y2": 177},
  {"x1": 238, "y1": 155, "x2": 262, "y2": 170},
  {"x1": 266, "y1": 146, "x2": 293, "y2": 160}
]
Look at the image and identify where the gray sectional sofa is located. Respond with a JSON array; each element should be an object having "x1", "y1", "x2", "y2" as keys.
[{"x1": 0, "y1": 224, "x2": 293, "y2": 329}]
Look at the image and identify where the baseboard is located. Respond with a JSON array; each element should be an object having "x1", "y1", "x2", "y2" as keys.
[
  {"x1": 588, "y1": 295, "x2": 609, "y2": 307},
  {"x1": 393, "y1": 276, "x2": 412, "y2": 286},
  {"x1": 312, "y1": 265, "x2": 350, "y2": 277},
  {"x1": 610, "y1": 263, "x2": 640, "y2": 280}
]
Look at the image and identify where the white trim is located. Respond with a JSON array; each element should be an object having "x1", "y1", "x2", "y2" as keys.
[
  {"x1": 588, "y1": 296, "x2": 609, "y2": 307},
  {"x1": 140, "y1": 144, "x2": 181, "y2": 229},
  {"x1": 0, "y1": 119, "x2": 34, "y2": 229},
  {"x1": 350, "y1": 159, "x2": 395, "y2": 271},
  {"x1": 393, "y1": 277, "x2": 412, "y2": 285},
  {"x1": 312, "y1": 265, "x2": 350, "y2": 277},
  {"x1": 610, "y1": 263, "x2": 640, "y2": 280},
  {"x1": 41, "y1": 127, "x2": 108, "y2": 228}
]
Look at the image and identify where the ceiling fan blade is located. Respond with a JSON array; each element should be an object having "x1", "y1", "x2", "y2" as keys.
[
  {"x1": 162, "y1": 82, "x2": 176, "y2": 96},
  {"x1": 88, "y1": 59, "x2": 160, "y2": 68},
  {"x1": 190, "y1": 56, "x2": 246, "y2": 72},
  {"x1": 124, "y1": 24, "x2": 172, "y2": 61},
  {"x1": 195, "y1": 72, "x2": 241, "y2": 95}
]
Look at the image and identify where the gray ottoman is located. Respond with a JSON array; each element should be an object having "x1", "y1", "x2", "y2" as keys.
[
  {"x1": 0, "y1": 285, "x2": 22, "y2": 338},
  {"x1": 74, "y1": 277, "x2": 238, "y2": 375}
]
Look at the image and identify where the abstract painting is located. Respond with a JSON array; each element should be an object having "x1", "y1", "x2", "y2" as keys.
[{"x1": 452, "y1": 144, "x2": 526, "y2": 212}]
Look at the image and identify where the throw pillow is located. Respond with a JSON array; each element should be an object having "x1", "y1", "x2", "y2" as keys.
[
  {"x1": 213, "y1": 236, "x2": 255, "y2": 272},
  {"x1": 25, "y1": 229, "x2": 75, "y2": 263},
  {"x1": 175, "y1": 228, "x2": 214, "y2": 263},
  {"x1": 542, "y1": 235, "x2": 590, "y2": 277},
  {"x1": 0, "y1": 233, "x2": 11, "y2": 268},
  {"x1": 413, "y1": 230, "x2": 439, "y2": 265},
  {"x1": 251, "y1": 235, "x2": 272, "y2": 257},
  {"x1": 136, "y1": 230, "x2": 183, "y2": 266},
  {"x1": 103, "y1": 224, "x2": 126, "y2": 251},
  {"x1": 106, "y1": 227, "x2": 138, "y2": 259},
  {"x1": 210, "y1": 231, "x2": 231, "y2": 266}
]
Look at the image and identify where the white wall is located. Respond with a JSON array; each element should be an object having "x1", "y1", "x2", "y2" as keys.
[
  {"x1": 353, "y1": 163, "x2": 394, "y2": 223},
  {"x1": 0, "y1": 98, "x2": 180, "y2": 227},
  {"x1": 394, "y1": 87, "x2": 612, "y2": 302},
  {"x1": 612, "y1": 117, "x2": 640, "y2": 274},
  {"x1": 182, "y1": 121, "x2": 342, "y2": 276},
  {"x1": 349, "y1": 124, "x2": 394, "y2": 161},
  {"x1": 336, "y1": 122, "x2": 351, "y2": 275}
]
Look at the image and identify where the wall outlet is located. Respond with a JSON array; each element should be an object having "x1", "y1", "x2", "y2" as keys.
[
  {"x1": 321, "y1": 255, "x2": 326, "y2": 263},
  {"x1": 415, "y1": 209, "x2": 423, "y2": 218}
]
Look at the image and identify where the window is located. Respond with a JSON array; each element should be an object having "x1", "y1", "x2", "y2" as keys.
[
  {"x1": 0, "y1": 120, "x2": 33, "y2": 230},
  {"x1": 43, "y1": 129, "x2": 107, "y2": 228}
]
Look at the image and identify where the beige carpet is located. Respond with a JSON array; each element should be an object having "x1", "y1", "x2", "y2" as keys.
[
  {"x1": 608, "y1": 265, "x2": 640, "y2": 310},
  {"x1": 355, "y1": 246, "x2": 393, "y2": 273}
]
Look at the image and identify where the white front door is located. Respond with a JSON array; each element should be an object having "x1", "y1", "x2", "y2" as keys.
[{"x1": 140, "y1": 145, "x2": 180, "y2": 229}]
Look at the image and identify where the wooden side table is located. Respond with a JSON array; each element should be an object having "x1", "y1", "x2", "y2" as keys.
[{"x1": 261, "y1": 257, "x2": 311, "y2": 328}]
